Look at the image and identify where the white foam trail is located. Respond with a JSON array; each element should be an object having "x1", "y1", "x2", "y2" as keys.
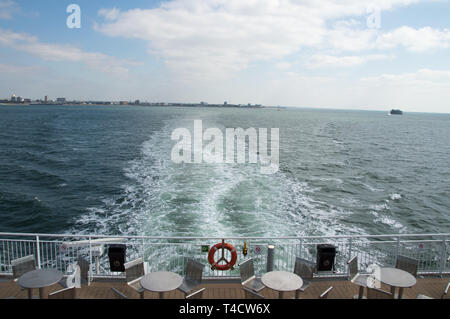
[
  {"x1": 390, "y1": 193, "x2": 402, "y2": 200},
  {"x1": 74, "y1": 115, "x2": 370, "y2": 238}
]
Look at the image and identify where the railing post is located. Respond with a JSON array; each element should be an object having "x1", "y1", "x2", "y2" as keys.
[
  {"x1": 142, "y1": 238, "x2": 145, "y2": 261},
  {"x1": 348, "y1": 238, "x2": 353, "y2": 277},
  {"x1": 299, "y1": 239, "x2": 303, "y2": 258},
  {"x1": 396, "y1": 236, "x2": 401, "y2": 265},
  {"x1": 88, "y1": 236, "x2": 92, "y2": 286},
  {"x1": 35, "y1": 235, "x2": 41, "y2": 269},
  {"x1": 439, "y1": 236, "x2": 446, "y2": 277},
  {"x1": 348, "y1": 238, "x2": 353, "y2": 261},
  {"x1": 267, "y1": 245, "x2": 275, "y2": 272}
]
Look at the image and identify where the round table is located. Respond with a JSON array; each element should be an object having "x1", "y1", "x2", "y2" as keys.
[
  {"x1": 18, "y1": 269, "x2": 63, "y2": 299},
  {"x1": 261, "y1": 271, "x2": 303, "y2": 299},
  {"x1": 140, "y1": 271, "x2": 183, "y2": 299},
  {"x1": 375, "y1": 267, "x2": 416, "y2": 299}
]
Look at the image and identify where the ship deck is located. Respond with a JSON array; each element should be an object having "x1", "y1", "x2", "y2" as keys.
[{"x1": 1, "y1": 275, "x2": 448, "y2": 299}]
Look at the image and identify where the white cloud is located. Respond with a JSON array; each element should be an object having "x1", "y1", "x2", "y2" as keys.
[
  {"x1": 376, "y1": 26, "x2": 450, "y2": 52},
  {"x1": 0, "y1": 28, "x2": 139, "y2": 76},
  {"x1": 95, "y1": 0, "x2": 424, "y2": 76},
  {"x1": 98, "y1": 7, "x2": 121, "y2": 21},
  {"x1": 358, "y1": 69, "x2": 450, "y2": 112},
  {"x1": 256, "y1": 68, "x2": 450, "y2": 113},
  {"x1": 306, "y1": 54, "x2": 391, "y2": 68},
  {"x1": 326, "y1": 24, "x2": 379, "y2": 52},
  {"x1": 362, "y1": 68, "x2": 450, "y2": 86},
  {"x1": 0, "y1": 63, "x2": 43, "y2": 74},
  {"x1": 0, "y1": 0, "x2": 18, "y2": 19},
  {"x1": 274, "y1": 62, "x2": 292, "y2": 70}
]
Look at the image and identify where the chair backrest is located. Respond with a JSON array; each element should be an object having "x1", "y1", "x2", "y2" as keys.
[
  {"x1": 61, "y1": 264, "x2": 81, "y2": 288},
  {"x1": 294, "y1": 257, "x2": 316, "y2": 280},
  {"x1": 111, "y1": 287, "x2": 127, "y2": 299},
  {"x1": 319, "y1": 286, "x2": 333, "y2": 299},
  {"x1": 185, "y1": 258, "x2": 204, "y2": 284},
  {"x1": 395, "y1": 255, "x2": 419, "y2": 277},
  {"x1": 242, "y1": 287, "x2": 264, "y2": 299},
  {"x1": 239, "y1": 258, "x2": 255, "y2": 283},
  {"x1": 347, "y1": 256, "x2": 359, "y2": 280},
  {"x1": 77, "y1": 256, "x2": 90, "y2": 284},
  {"x1": 124, "y1": 258, "x2": 145, "y2": 283},
  {"x1": 186, "y1": 288, "x2": 206, "y2": 299},
  {"x1": 367, "y1": 288, "x2": 393, "y2": 299},
  {"x1": 11, "y1": 255, "x2": 35, "y2": 279},
  {"x1": 48, "y1": 287, "x2": 77, "y2": 299}
]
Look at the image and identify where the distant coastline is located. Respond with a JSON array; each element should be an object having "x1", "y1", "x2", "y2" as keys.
[
  {"x1": 0, "y1": 103, "x2": 30, "y2": 106},
  {"x1": 1, "y1": 100, "x2": 264, "y2": 108}
]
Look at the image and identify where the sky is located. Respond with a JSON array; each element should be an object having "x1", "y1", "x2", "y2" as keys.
[{"x1": 1, "y1": 0, "x2": 450, "y2": 113}]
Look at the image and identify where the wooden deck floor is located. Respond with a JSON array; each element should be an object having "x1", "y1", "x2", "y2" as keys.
[{"x1": 1, "y1": 276, "x2": 449, "y2": 299}]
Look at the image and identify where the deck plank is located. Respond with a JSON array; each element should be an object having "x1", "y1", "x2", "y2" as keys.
[{"x1": 1, "y1": 276, "x2": 448, "y2": 299}]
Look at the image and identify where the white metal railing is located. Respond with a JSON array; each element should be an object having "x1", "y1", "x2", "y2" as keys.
[{"x1": 0, "y1": 232, "x2": 448, "y2": 284}]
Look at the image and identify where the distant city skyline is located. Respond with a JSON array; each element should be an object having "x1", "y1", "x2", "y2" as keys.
[
  {"x1": 1, "y1": 93, "x2": 266, "y2": 108},
  {"x1": 1, "y1": 0, "x2": 450, "y2": 113}
]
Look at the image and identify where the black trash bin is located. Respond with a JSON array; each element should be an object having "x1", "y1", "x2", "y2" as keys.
[
  {"x1": 108, "y1": 244, "x2": 126, "y2": 272},
  {"x1": 316, "y1": 244, "x2": 336, "y2": 271}
]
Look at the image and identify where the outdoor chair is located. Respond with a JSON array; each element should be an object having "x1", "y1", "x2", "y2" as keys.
[
  {"x1": 395, "y1": 255, "x2": 419, "y2": 277},
  {"x1": 347, "y1": 256, "x2": 370, "y2": 299},
  {"x1": 124, "y1": 257, "x2": 146, "y2": 299},
  {"x1": 58, "y1": 264, "x2": 81, "y2": 289},
  {"x1": 186, "y1": 288, "x2": 206, "y2": 299},
  {"x1": 58, "y1": 256, "x2": 90, "y2": 294},
  {"x1": 11, "y1": 255, "x2": 36, "y2": 281},
  {"x1": 367, "y1": 287, "x2": 393, "y2": 299},
  {"x1": 111, "y1": 287, "x2": 127, "y2": 299},
  {"x1": 178, "y1": 258, "x2": 205, "y2": 297},
  {"x1": 293, "y1": 257, "x2": 316, "y2": 298},
  {"x1": 416, "y1": 282, "x2": 449, "y2": 299},
  {"x1": 242, "y1": 287, "x2": 265, "y2": 299},
  {"x1": 319, "y1": 286, "x2": 333, "y2": 299},
  {"x1": 238, "y1": 258, "x2": 264, "y2": 292},
  {"x1": 48, "y1": 287, "x2": 77, "y2": 299}
]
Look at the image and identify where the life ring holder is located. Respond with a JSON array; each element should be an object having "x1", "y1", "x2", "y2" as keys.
[{"x1": 208, "y1": 240, "x2": 238, "y2": 271}]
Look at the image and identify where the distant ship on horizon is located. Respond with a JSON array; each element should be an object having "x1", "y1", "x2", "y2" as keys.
[{"x1": 389, "y1": 109, "x2": 403, "y2": 115}]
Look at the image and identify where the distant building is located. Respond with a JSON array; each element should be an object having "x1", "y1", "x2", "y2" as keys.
[
  {"x1": 200, "y1": 101, "x2": 208, "y2": 105},
  {"x1": 11, "y1": 94, "x2": 17, "y2": 102},
  {"x1": 44, "y1": 96, "x2": 49, "y2": 103},
  {"x1": 119, "y1": 101, "x2": 129, "y2": 105},
  {"x1": 224, "y1": 101, "x2": 228, "y2": 105},
  {"x1": 135, "y1": 100, "x2": 140, "y2": 105},
  {"x1": 56, "y1": 98, "x2": 66, "y2": 103}
]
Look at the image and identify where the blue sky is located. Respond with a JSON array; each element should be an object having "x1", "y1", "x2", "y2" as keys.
[{"x1": 1, "y1": 0, "x2": 450, "y2": 113}]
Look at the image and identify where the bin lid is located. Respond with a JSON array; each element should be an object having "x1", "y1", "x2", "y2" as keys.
[{"x1": 108, "y1": 244, "x2": 126, "y2": 253}]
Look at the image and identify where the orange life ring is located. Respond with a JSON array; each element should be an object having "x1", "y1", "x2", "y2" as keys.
[{"x1": 208, "y1": 242, "x2": 238, "y2": 271}]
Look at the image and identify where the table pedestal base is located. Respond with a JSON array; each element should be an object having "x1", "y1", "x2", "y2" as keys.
[
  {"x1": 39, "y1": 287, "x2": 47, "y2": 299},
  {"x1": 390, "y1": 286, "x2": 405, "y2": 299}
]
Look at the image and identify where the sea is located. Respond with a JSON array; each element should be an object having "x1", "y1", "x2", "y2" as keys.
[{"x1": 0, "y1": 105, "x2": 449, "y2": 238}]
